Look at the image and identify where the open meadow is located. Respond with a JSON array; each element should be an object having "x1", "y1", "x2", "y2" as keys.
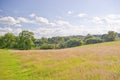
[{"x1": 1, "y1": 41, "x2": 120, "y2": 80}]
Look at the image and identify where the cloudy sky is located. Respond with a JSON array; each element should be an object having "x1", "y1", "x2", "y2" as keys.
[{"x1": 0, "y1": 0, "x2": 120, "y2": 38}]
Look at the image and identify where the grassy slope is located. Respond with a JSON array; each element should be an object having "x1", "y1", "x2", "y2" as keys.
[
  {"x1": 0, "y1": 50, "x2": 33, "y2": 80},
  {"x1": 1, "y1": 41, "x2": 120, "y2": 80}
]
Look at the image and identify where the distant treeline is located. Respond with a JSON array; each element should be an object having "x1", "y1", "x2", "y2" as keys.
[{"x1": 0, "y1": 31, "x2": 119, "y2": 50}]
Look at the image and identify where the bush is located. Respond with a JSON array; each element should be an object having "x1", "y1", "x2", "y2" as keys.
[
  {"x1": 57, "y1": 42, "x2": 67, "y2": 49},
  {"x1": 101, "y1": 31, "x2": 119, "y2": 42},
  {"x1": 40, "y1": 43, "x2": 55, "y2": 49},
  {"x1": 86, "y1": 38, "x2": 103, "y2": 44},
  {"x1": 65, "y1": 39, "x2": 83, "y2": 47}
]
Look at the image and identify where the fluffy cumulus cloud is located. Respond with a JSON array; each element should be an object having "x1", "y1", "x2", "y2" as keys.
[
  {"x1": 93, "y1": 15, "x2": 120, "y2": 26},
  {"x1": 0, "y1": 16, "x2": 21, "y2": 26},
  {"x1": 68, "y1": 11, "x2": 73, "y2": 15},
  {"x1": 1, "y1": 13, "x2": 120, "y2": 38},
  {"x1": 0, "y1": 27, "x2": 12, "y2": 32},
  {"x1": 92, "y1": 17, "x2": 103, "y2": 24},
  {"x1": 29, "y1": 13, "x2": 56, "y2": 26},
  {"x1": 33, "y1": 27, "x2": 61, "y2": 38},
  {"x1": 29, "y1": 13, "x2": 49, "y2": 24},
  {"x1": 78, "y1": 13, "x2": 87, "y2": 18},
  {"x1": 107, "y1": 14, "x2": 120, "y2": 19},
  {"x1": 33, "y1": 19, "x2": 85, "y2": 38},
  {"x1": 35, "y1": 16, "x2": 49, "y2": 24},
  {"x1": 0, "y1": 27, "x2": 22, "y2": 36},
  {"x1": 29, "y1": 13, "x2": 36, "y2": 18},
  {"x1": 92, "y1": 14, "x2": 120, "y2": 32},
  {"x1": 17, "y1": 17, "x2": 34, "y2": 24},
  {"x1": 56, "y1": 20, "x2": 70, "y2": 26}
]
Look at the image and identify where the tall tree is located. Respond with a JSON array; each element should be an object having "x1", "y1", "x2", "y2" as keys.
[
  {"x1": 4, "y1": 33, "x2": 17, "y2": 48},
  {"x1": 0, "y1": 33, "x2": 17, "y2": 49},
  {"x1": 102, "y1": 31, "x2": 118, "y2": 41},
  {"x1": 65, "y1": 39, "x2": 83, "y2": 47},
  {"x1": 84, "y1": 34, "x2": 94, "y2": 40},
  {"x1": 0, "y1": 36, "x2": 6, "y2": 48},
  {"x1": 18, "y1": 30, "x2": 34, "y2": 50}
]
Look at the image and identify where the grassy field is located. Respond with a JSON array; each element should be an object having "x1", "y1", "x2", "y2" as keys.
[{"x1": 1, "y1": 41, "x2": 120, "y2": 80}]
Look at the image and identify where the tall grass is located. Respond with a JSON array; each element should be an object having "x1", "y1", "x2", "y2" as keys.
[{"x1": 1, "y1": 41, "x2": 120, "y2": 80}]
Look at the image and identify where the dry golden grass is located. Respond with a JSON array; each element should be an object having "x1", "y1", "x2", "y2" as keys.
[{"x1": 10, "y1": 41, "x2": 120, "y2": 80}]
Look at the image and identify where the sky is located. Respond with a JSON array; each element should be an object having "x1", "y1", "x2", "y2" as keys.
[{"x1": 0, "y1": 0, "x2": 120, "y2": 38}]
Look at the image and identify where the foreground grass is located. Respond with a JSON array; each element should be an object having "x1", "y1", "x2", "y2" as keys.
[
  {"x1": 1, "y1": 41, "x2": 120, "y2": 80},
  {"x1": 0, "y1": 50, "x2": 34, "y2": 80}
]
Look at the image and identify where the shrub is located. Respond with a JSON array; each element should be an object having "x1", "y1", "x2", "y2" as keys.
[
  {"x1": 57, "y1": 42, "x2": 67, "y2": 49},
  {"x1": 65, "y1": 39, "x2": 83, "y2": 47},
  {"x1": 86, "y1": 38, "x2": 103, "y2": 44},
  {"x1": 40, "y1": 43, "x2": 55, "y2": 49}
]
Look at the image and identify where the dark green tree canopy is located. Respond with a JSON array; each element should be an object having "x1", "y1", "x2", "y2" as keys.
[
  {"x1": 18, "y1": 30, "x2": 34, "y2": 50},
  {"x1": 102, "y1": 31, "x2": 118, "y2": 41},
  {"x1": 0, "y1": 33, "x2": 17, "y2": 49},
  {"x1": 0, "y1": 31, "x2": 119, "y2": 50}
]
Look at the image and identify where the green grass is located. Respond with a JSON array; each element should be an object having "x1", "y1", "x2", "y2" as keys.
[
  {"x1": 0, "y1": 49, "x2": 34, "y2": 80},
  {"x1": 1, "y1": 41, "x2": 120, "y2": 80}
]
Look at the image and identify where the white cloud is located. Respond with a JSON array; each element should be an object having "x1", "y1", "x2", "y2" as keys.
[
  {"x1": 30, "y1": 14, "x2": 57, "y2": 26},
  {"x1": 56, "y1": 16, "x2": 63, "y2": 19},
  {"x1": 33, "y1": 19, "x2": 86, "y2": 38},
  {"x1": 107, "y1": 14, "x2": 120, "y2": 19},
  {"x1": 0, "y1": 15, "x2": 52, "y2": 27},
  {"x1": 17, "y1": 17, "x2": 34, "y2": 24},
  {"x1": 68, "y1": 11, "x2": 72, "y2": 15},
  {"x1": 35, "y1": 16, "x2": 49, "y2": 24},
  {"x1": 92, "y1": 16, "x2": 120, "y2": 26},
  {"x1": 0, "y1": 16, "x2": 21, "y2": 26},
  {"x1": 78, "y1": 13, "x2": 87, "y2": 18},
  {"x1": 13, "y1": 28, "x2": 22, "y2": 35},
  {"x1": 0, "y1": 27, "x2": 22, "y2": 36},
  {"x1": 0, "y1": 16, "x2": 36, "y2": 26},
  {"x1": 0, "y1": 27, "x2": 12, "y2": 32},
  {"x1": 29, "y1": 13, "x2": 51, "y2": 25},
  {"x1": 92, "y1": 16, "x2": 103, "y2": 24},
  {"x1": 92, "y1": 15, "x2": 120, "y2": 33},
  {"x1": 49, "y1": 22, "x2": 56, "y2": 26},
  {"x1": 56, "y1": 20, "x2": 70, "y2": 26},
  {"x1": 1, "y1": 13, "x2": 120, "y2": 38},
  {"x1": 29, "y1": 13, "x2": 36, "y2": 18},
  {"x1": 34, "y1": 27, "x2": 60, "y2": 38}
]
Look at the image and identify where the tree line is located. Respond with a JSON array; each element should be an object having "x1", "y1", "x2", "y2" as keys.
[{"x1": 0, "y1": 30, "x2": 119, "y2": 50}]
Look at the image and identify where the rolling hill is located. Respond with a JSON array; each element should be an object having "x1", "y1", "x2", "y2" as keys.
[{"x1": 0, "y1": 41, "x2": 120, "y2": 80}]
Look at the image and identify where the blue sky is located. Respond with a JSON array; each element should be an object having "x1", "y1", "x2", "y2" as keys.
[{"x1": 0, "y1": 0, "x2": 120, "y2": 38}]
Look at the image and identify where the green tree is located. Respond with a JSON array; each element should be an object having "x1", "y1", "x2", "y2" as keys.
[
  {"x1": 0, "y1": 33, "x2": 17, "y2": 49},
  {"x1": 4, "y1": 33, "x2": 17, "y2": 48},
  {"x1": 102, "y1": 31, "x2": 118, "y2": 42},
  {"x1": 86, "y1": 38, "x2": 103, "y2": 44},
  {"x1": 48, "y1": 37, "x2": 65, "y2": 48},
  {"x1": 85, "y1": 34, "x2": 94, "y2": 39},
  {"x1": 18, "y1": 30, "x2": 34, "y2": 50},
  {"x1": 34, "y1": 39, "x2": 43, "y2": 47},
  {"x1": 41, "y1": 37, "x2": 48, "y2": 43},
  {"x1": 0, "y1": 36, "x2": 6, "y2": 48},
  {"x1": 65, "y1": 39, "x2": 83, "y2": 47},
  {"x1": 40, "y1": 43, "x2": 55, "y2": 49},
  {"x1": 84, "y1": 34, "x2": 94, "y2": 41},
  {"x1": 57, "y1": 42, "x2": 66, "y2": 49}
]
